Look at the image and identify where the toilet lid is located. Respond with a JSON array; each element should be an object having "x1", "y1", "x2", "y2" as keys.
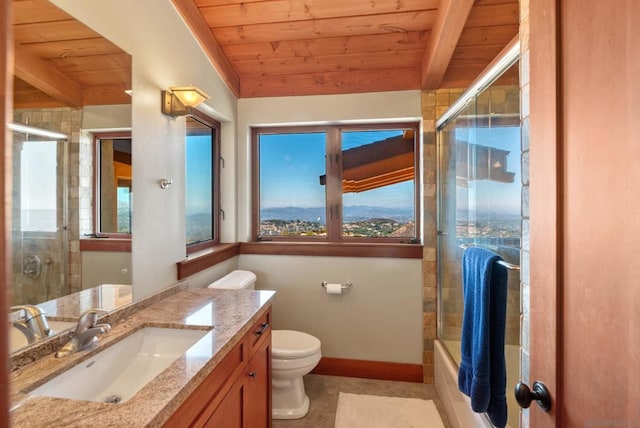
[{"x1": 272, "y1": 330, "x2": 321, "y2": 359}]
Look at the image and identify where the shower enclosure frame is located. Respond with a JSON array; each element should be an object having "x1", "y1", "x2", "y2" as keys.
[{"x1": 434, "y1": 38, "x2": 523, "y2": 428}]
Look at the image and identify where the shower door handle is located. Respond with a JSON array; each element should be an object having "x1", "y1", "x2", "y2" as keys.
[{"x1": 514, "y1": 381, "x2": 551, "y2": 412}]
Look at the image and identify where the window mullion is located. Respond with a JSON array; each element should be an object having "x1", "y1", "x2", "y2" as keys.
[{"x1": 325, "y1": 127, "x2": 342, "y2": 241}]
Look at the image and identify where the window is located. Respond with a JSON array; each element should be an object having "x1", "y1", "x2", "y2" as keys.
[
  {"x1": 185, "y1": 111, "x2": 221, "y2": 253},
  {"x1": 20, "y1": 139, "x2": 59, "y2": 232},
  {"x1": 95, "y1": 132, "x2": 132, "y2": 236},
  {"x1": 252, "y1": 123, "x2": 420, "y2": 243}
]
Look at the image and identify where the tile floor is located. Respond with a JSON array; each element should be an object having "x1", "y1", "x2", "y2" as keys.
[{"x1": 272, "y1": 374, "x2": 452, "y2": 428}]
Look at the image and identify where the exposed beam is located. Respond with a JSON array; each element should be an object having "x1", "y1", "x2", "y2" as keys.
[
  {"x1": 171, "y1": 0, "x2": 241, "y2": 97},
  {"x1": 421, "y1": 0, "x2": 474, "y2": 89},
  {"x1": 82, "y1": 84, "x2": 132, "y2": 106},
  {"x1": 14, "y1": 43, "x2": 82, "y2": 106}
]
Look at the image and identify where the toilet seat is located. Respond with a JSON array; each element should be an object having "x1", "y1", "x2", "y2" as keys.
[{"x1": 272, "y1": 330, "x2": 321, "y2": 359}]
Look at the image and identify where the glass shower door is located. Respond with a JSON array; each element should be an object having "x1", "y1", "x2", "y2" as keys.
[
  {"x1": 11, "y1": 132, "x2": 69, "y2": 305},
  {"x1": 436, "y1": 75, "x2": 522, "y2": 428}
]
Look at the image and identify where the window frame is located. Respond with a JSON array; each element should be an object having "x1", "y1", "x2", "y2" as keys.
[
  {"x1": 251, "y1": 122, "x2": 421, "y2": 244},
  {"x1": 185, "y1": 109, "x2": 221, "y2": 254},
  {"x1": 93, "y1": 131, "x2": 132, "y2": 238}
]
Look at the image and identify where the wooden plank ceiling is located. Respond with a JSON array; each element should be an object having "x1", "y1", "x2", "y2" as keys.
[
  {"x1": 172, "y1": 0, "x2": 519, "y2": 97},
  {"x1": 12, "y1": 0, "x2": 131, "y2": 108},
  {"x1": 11, "y1": 0, "x2": 518, "y2": 105}
]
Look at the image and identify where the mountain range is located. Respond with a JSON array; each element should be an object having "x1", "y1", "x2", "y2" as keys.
[{"x1": 260, "y1": 206, "x2": 414, "y2": 223}]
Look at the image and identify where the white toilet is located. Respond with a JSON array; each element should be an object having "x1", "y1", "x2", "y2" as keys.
[{"x1": 208, "y1": 270, "x2": 322, "y2": 420}]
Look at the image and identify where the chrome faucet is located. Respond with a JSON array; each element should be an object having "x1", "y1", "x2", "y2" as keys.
[
  {"x1": 10, "y1": 305, "x2": 52, "y2": 344},
  {"x1": 55, "y1": 309, "x2": 111, "y2": 358}
]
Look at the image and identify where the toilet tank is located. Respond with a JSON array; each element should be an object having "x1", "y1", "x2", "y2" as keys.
[{"x1": 208, "y1": 270, "x2": 256, "y2": 290}]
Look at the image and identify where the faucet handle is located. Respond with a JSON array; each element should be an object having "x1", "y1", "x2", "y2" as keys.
[
  {"x1": 10, "y1": 305, "x2": 45, "y2": 321},
  {"x1": 76, "y1": 308, "x2": 108, "y2": 333},
  {"x1": 10, "y1": 305, "x2": 52, "y2": 338}
]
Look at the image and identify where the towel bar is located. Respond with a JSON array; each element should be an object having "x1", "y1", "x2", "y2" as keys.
[{"x1": 459, "y1": 243, "x2": 521, "y2": 271}]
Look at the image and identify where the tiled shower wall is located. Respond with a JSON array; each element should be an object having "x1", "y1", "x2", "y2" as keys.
[
  {"x1": 421, "y1": 89, "x2": 461, "y2": 383},
  {"x1": 11, "y1": 108, "x2": 83, "y2": 304}
]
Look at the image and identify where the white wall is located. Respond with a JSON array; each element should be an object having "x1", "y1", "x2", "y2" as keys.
[
  {"x1": 237, "y1": 91, "x2": 423, "y2": 363},
  {"x1": 52, "y1": 0, "x2": 238, "y2": 299}
]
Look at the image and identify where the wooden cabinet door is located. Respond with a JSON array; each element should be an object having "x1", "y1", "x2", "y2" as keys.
[
  {"x1": 204, "y1": 380, "x2": 244, "y2": 428},
  {"x1": 244, "y1": 334, "x2": 271, "y2": 428}
]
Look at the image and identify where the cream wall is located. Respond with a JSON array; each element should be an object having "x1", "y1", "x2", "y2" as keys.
[
  {"x1": 82, "y1": 105, "x2": 132, "y2": 130},
  {"x1": 51, "y1": 0, "x2": 238, "y2": 299},
  {"x1": 237, "y1": 91, "x2": 423, "y2": 363},
  {"x1": 81, "y1": 252, "x2": 132, "y2": 290},
  {"x1": 240, "y1": 255, "x2": 423, "y2": 363}
]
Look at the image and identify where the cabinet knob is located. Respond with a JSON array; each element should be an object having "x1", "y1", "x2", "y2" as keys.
[{"x1": 248, "y1": 371, "x2": 257, "y2": 379}]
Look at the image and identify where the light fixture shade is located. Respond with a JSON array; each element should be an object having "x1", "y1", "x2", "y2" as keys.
[{"x1": 169, "y1": 86, "x2": 209, "y2": 107}]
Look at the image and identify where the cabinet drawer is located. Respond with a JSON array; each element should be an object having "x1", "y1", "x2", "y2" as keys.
[{"x1": 249, "y1": 309, "x2": 271, "y2": 351}]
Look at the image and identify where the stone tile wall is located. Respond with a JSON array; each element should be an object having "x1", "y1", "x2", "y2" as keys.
[{"x1": 421, "y1": 89, "x2": 461, "y2": 383}]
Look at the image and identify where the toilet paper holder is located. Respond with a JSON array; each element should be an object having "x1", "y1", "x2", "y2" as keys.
[{"x1": 321, "y1": 281, "x2": 352, "y2": 290}]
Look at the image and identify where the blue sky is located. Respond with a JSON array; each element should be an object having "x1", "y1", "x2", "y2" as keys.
[
  {"x1": 185, "y1": 135, "x2": 212, "y2": 214},
  {"x1": 259, "y1": 130, "x2": 414, "y2": 209},
  {"x1": 187, "y1": 126, "x2": 521, "y2": 215}
]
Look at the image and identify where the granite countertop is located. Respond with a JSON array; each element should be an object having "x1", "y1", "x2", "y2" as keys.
[{"x1": 10, "y1": 287, "x2": 275, "y2": 427}]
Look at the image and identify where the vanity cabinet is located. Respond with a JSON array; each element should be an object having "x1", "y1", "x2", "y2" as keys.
[{"x1": 164, "y1": 308, "x2": 272, "y2": 428}]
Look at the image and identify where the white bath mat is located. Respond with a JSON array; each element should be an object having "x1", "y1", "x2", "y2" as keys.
[{"x1": 334, "y1": 392, "x2": 445, "y2": 428}]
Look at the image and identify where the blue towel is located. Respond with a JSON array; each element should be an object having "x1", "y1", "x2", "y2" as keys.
[{"x1": 458, "y1": 247, "x2": 508, "y2": 428}]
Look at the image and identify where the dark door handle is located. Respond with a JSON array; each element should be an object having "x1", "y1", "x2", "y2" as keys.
[{"x1": 515, "y1": 381, "x2": 551, "y2": 412}]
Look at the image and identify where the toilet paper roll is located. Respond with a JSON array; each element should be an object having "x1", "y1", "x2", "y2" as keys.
[{"x1": 325, "y1": 283, "x2": 342, "y2": 295}]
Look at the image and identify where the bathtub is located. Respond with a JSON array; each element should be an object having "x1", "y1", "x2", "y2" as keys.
[{"x1": 435, "y1": 339, "x2": 519, "y2": 428}]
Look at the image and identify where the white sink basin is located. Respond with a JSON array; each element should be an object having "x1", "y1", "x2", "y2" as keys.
[
  {"x1": 10, "y1": 320, "x2": 77, "y2": 353},
  {"x1": 29, "y1": 327, "x2": 209, "y2": 403}
]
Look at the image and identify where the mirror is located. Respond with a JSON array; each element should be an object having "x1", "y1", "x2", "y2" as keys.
[{"x1": 9, "y1": 0, "x2": 133, "y2": 352}]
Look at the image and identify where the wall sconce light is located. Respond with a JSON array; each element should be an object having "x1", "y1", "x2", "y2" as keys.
[{"x1": 161, "y1": 86, "x2": 209, "y2": 117}]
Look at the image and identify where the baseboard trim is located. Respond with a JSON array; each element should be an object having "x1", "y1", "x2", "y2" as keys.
[{"x1": 311, "y1": 357, "x2": 423, "y2": 383}]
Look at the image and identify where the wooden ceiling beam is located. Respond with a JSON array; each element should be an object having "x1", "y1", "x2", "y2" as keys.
[
  {"x1": 171, "y1": 0, "x2": 241, "y2": 97},
  {"x1": 420, "y1": 0, "x2": 474, "y2": 89},
  {"x1": 14, "y1": 43, "x2": 82, "y2": 107},
  {"x1": 199, "y1": 0, "x2": 439, "y2": 28}
]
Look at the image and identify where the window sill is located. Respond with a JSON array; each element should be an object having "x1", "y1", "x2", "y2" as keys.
[
  {"x1": 79, "y1": 238, "x2": 131, "y2": 252},
  {"x1": 240, "y1": 241, "x2": 423, "y2": 259},
  {"x1": 177, "y1": 243, "x2": 241, "y2": 280}
]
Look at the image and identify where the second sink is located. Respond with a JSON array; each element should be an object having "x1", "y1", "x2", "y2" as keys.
[{"x1": 29, "y1": 327, "x2": 209, "y2": 403}]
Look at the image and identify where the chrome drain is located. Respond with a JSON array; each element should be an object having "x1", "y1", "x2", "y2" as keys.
[{"x1": 104, "y1": 395, "x2": 122, "y2": 404}]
